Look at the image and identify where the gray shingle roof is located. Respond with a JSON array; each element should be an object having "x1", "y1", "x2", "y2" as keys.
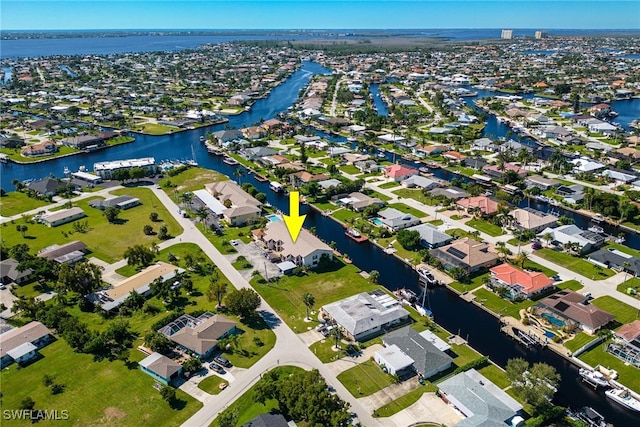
[{"x1": 383, "y1": 327, "x2": 452, "y2": 377}]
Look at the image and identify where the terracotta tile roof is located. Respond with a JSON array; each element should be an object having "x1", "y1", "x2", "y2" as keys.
[{"x1": 490, "y1": 264, "x2": 554, "y2": 295}]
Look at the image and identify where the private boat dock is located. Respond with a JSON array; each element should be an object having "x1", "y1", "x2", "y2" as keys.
[{"x1": 499, "y1": 319, "x2": 546, "y2": 348}]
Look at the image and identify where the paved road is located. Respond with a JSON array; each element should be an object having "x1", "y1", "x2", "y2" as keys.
[{"x1": 147, "y1": 187, "x2": 381, "y2": 427}]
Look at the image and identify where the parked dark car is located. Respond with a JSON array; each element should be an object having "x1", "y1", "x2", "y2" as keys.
[
  {"x1": 209, "y1": 363, "x2": 225, "y2": 374},
  {"x1": 531, "y1": 240, "x2": 542, "y2": 250},
  {"x1": 214, "y1": 356, "x2": 231, "y2": 367}
]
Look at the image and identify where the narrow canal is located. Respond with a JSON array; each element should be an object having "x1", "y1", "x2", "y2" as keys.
[{"x1": 1, "y1": 62, "x2": 639, "y2": 424}]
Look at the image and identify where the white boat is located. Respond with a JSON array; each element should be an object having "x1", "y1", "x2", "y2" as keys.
[
  {"x1": 199, "y1": 136, "x2": 205, "y2": 142},
  {"x1": 222, "y1": 157, "x2": 239, "y2": 166},
  {"x1": 605, "y1": 388, "x2": 640, "y2": 412},
  {"x1": 417, "y1": 267, "x2": 438, "y2": 286},
  {"x1": 587, "y1": 225, "x2": 604, "y2": 234},
  {"x1": 394, "y1": 288, "x2": 418, "y2": 304},
  {"x1": 269, "y1": 181, "x2": 284, "y2": 193},
  {"x1": 579, "y1": 368, "x2": 609, "y2": 388},
  {"x1": 592, "y1": 213, "x2": 605, "y2": 223}
]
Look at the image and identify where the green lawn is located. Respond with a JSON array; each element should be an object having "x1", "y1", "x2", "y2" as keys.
[
  {"x1": 2, "y1": 188, "x2": 183, "y2": 263},
  {"x1": 450, "y1": 343, "x2": 483, "y2": 367},
  {"x1": 232, "y1": 256, "x2": 253, "y2": 270},
  {"x1": 365, "y1": 190, "x2": 392, "y2": 202},
  {"x1": 535, "y1": 248, "x2": 614, "y2": 280},
  {"x1": 377, "y1": 237, "x2": 422, "y2": 265},
  {"x1": 617, "y1": 277, "x2": 640, "y2": 300},
  {"x1": 388, "y1": 202, "x2": 428, "y2": 218},
  {"x1": 197, "y1": 375, "x2": 229, "y2": 395},
  {"x1": 133, "y1": 122, "x2": 176, "y2": 135},
  {"x1": 578, "y1": 341, "x2": 640, "y2": 393},
  {"x1": 0, "y1": 340, "x2": 201, "y2": 427},
  {"x1": 473, "y1": 288, "x2": 536, "y2": 319},
  {"x1": 11, "y1": 281, "x2": 53, "y2": 299},
  {"x1": 116, "y1": 243, "x2": 201, "y2": 278},
  {"x1": 604, "y1": 243, "x2": 640, "y2": 259},
  {"x1": 591, "y1": 296, "x2": 639, "y2": 326},
  {"x1": 564, "y1": 332, "x2": 598, "y2": 353},
  {"x1": 445, "y1": 228, "x2": 476, "y2": 240},
  {"x1": 477, "y1": 364, "x2": 510, "y2": 389},
  {"x1": 218, "y1": 315, "x2": 277, "y2": 369},
  {"x1": 428, "y1": 219, "x2": 444, "y2": 226},
  {"x1": 331, "y1": 208, "x2": 361, "y2": 223},
  {"x1": 556, "y1": 280, "x2": 584, "y2": 292},
  {"x1": 250, "y1": 259, "x2": 378, "y2": 333},
  {"x1": 158, "y1": 166, "x2": 227, "y2": 193},
  {"x1": 0, "y1": 191, "x2": 49, "y2": 217},
  {"x1": 337, "y1": 360, "x2": 395, "y2": 397},
  {"x1": 449, "y1": 272, "x2": 489, "y2": 294},
  {"x1": 373, "y1": 382, "x2": 437, "y2": 417},
  {"x1": 339, "y1": 165, "x2": 361, "y2": 175},
  {"x1": 199, "y1": 223, "x2": 254, "y2": 254},
  {"x1": 517, "y1": 259, "x2": 558, "y2": 278},
  {"x1": 379, "y1": 181, "x2": 400, "y2": 189},
  {"x1": 0, "y1": 145, "x2": 80, "y2": 163},
  {"x1": 309, "y1": 339, "x2": 344, "y2": 363},
  {"x1": 466, "y1": 218, "x2": 503, "y2": 237},
  {"x1": 210, "y1": 366, "x2": 303, "y2": 427}
]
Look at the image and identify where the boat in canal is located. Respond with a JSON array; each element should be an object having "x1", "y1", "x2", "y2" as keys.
[
  {"x1": 417, "y1": 267, "x2": 438, "y2": 286},
  {"x1": 574, "y1": 406, "x2": 607, "y2": 427},
  {"x1": 199, "y1": 136, "x2": 205, "y2": 142},
  {"x1": 591, "y1": 213, "x2": 605, "y2": 223},
  {"x1": 269, "y1": 181, "x2": 284, "y2": 193},
  {"x1": 254, "y1": 174, "x2": 268, "y2": 183},
  {"x1": 605, "y1": 388, "x2": 640, "y2": 412},
  {"x1": 222, "y1": 157, "x2": 239, "y2": 166},
  {"x1": 393, "y1": 288, "x2": 418, "y2": 304},
  {"x1": 587, "y1": 225, "x2": 604, "y2": 234},
  {"x1": 579, "y1": 368, "x2": 610, "y2": 388},
  {"x1": 345, "y1": 228, "x2": 368, "y2": 243}
]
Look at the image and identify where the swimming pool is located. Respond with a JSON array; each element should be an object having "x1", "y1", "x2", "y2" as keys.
[
  {"x1": 371, "y1": 218, "x2": 384, "y2": 226},
  {"x1": 542, "y1": 313, "x2": 565, "y2": 328},
  {"x1": 266, "y1": 214, "x2": 281, "y2": 222},
  {"x1": 544, "y1": 330, "x2": 556, "y2": 339}
]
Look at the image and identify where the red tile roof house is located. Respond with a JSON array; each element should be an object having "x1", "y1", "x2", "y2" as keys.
[
  {"x1": 482, "y1": 163, "x2": 528, "y2": 180},
  {"x1": 383, "y1": 164, "x2": 419, "y2": 182},
  {"x1": 456, "y1": 196, "x2": 500, "y2": 216},
  {"x1": 489, "y1": 264, "x2": 555, "y2": 300}
]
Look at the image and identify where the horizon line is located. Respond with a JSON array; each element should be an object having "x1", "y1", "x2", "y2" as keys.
[{"x1": 3, "y1": 28, "x2": 640, "y2": 32}]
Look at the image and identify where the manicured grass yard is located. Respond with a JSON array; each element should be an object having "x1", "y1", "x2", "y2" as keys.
[
  {"x1": 309, "y1": 339, "x2": 344, "y2": 363},
  {"x1": 373, "y1": 382, "x2": 437, "y2": 417},
  {"x1": 377, "y1": 237, "x2": 422, "y2": 265},
  {"x1": 617, "y1": 277, "x2": 640, "y2": 300},
  {"x1": 517, "y1": 259, "x2": 557, "y2": 279},
  {"x1": 473, "y1": 287, "x2": 535, "y2": 319},
  {"x1": 379, "y1": 181, "x2": 400, "y2": 189},
  {"x1": 12, "y1": 281, "x2": 53, "y2": 299},
  {"x1": 477, "y1": 364, "x2": 510, "y2": 389},
  {"x1": 450, "y1": 343, "x2": 482, "y2": 367},
  {"x1": 365, "y1": 190, "x2": 391, "y2": 202},
  {"x1": 591, "y1": 296, "x2": 639, "y2": 326},
  {"x1": 197, "y1": 375, "x2": 229, "y2": 395},
  {"x1": 0, "y1": 340, "x2": 201, "y2": 427},
  {"x1": 388, "y1": 202, "x2": 428, "y2": 218},
  {"x1": 199, "y1": 224, "x2": 254, "y2": 254},
  {"x1": 449, "y1": 272, "x2": 489, "y2": 294},
  {"x1": 331, "y1": 208, "x2": 361, "y2": 223},
  {"x1": 535, "y1": 248, "x2": 614, "y2": 280},
  {"x1": 466, "y1": 218, "x2": 503, "y2": 237},
  {"x1": 250, "y1": 259, "x2": 378, "y2": 332},
  {"x1": 0, "y1": 191, "x2": 49, "y2": 217},
  {"x1": 445, "y1": 228, "x2": 476, "y2": 240},
  {"x1": 158, "y1": 166, "x2": 227, "y2": 193},
  {"x1": 133, "y1": 122, "x2": 176, "y2": 135},
  {"x1": 337, "y1": 359, "x2": 395, "y2": 397},
  {"x1": 0, "y1": 145, "x2": 79, "y2": 163},
  {"x1": 556, "y1": 280, "x2": 584, "y2": 292},
  {"x1": 2, "y1": 188, "x2": 183, "y2": 263},
  {"x1": 392, "y1": 188, "x2": 438, "y2": 206},
  {"x1": 579, "y1": 341, "x2": 640, "y2": 393},
  {"x1": 339, "y1": 164, "x2": 361, "y2": 175},
  {"x1": 564, "y1": 332, "x2": 598, "y2": 353}
]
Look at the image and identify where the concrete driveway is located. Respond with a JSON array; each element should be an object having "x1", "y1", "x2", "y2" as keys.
[{"x1": 385, "y1": 392, "x2": 461, "y2": 427}]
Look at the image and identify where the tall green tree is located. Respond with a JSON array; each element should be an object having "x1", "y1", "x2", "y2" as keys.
[
  {"x1": 302, "y1": 292, "x2": 315, "y2": 320},
  {"x1": 225, "y1": 288, "x2": 261, "y2": 318}
]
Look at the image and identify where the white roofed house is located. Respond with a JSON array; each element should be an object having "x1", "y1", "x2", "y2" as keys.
[
  {"x1": 537, "y1": 224, "x2": 604, "y2": 254},
  {"x1": 258, "y1": 221, "x2": 333, "y2": 268},
  {"x1": 0, "y1": 321, "x2": 54, "y2": 367},
  {"x1": 376, "y1": 208, "x2": 421, "y2": 232},
  {"x1": 570, "y1": 157, "x2": 605, "y2": 173},
  {"x1": 39, "y1": 207, "x2": 86, "y2": 227}
]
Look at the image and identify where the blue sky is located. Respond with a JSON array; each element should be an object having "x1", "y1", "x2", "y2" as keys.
[{"x1": 2, "y1": 1, "x2": 639, "y2": 30}]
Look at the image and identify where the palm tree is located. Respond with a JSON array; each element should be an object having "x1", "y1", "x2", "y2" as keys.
[
  {"x1": 233, "y1": 167, "x2": 245, "y2": 185},
  {"x1": 196, "y1": 207, "x2": 210, "y2": 228},
  {"x1": 514, "y1": 251, "x2": 529, "y2": 269},
  {"x1": 329, "y1": 326, "x2": 342, "y2": 349},
  {"x1": 623, "y1": 261, "x2": 632, "y2": 284},
  {"x1": 302, "y1": 292, "x2": 315, "y2": 321},
  {"x1": 542, "y1": 232, "x2": 553, "y2": 248},
  {"x1": 181, "y1": 192, "x2": 193, "y2": 210}
]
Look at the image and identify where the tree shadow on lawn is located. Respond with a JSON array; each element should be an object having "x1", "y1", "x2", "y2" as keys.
[
  {"x1": 169, "y1": 398, "x2": 187, "y2": 410},
  {"x1": 257, "y1": 310, "x2": 282, "y2": 329}
]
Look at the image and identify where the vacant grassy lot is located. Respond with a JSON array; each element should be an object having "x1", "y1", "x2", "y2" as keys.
[
  {"x1": 2, "y1": 188, "x2": 182, "y2": 263},
  {"x1": 132, "y1": 122, "x2": 176, "y2": 135},
  {"x1": 373, "y1": 382, "x2": 437, "y2": 417},
  {"x1": 0, "y1": 191, "x2": 49, "y2": 217},
  {"x1": 564, "y1": 332, "x2": 598, "y2": 353},
  {"x1": 377, "y1": 237, "x2": 422, "y2": 265},
  {"x1": 158, "y1": 166, "x2": 227, "y2": 193},
  {"x1": 337, "y1": 359, "x2": 395, "y2": 397},
  {"x1": 535, "y1": 248, "x2": 614, "y2": 280},
  {"x1": 366, "y1": 190, "x2": 392, "y2": 202},
  {"x1": 198, "y1": 223, "x2": 253, "y2": 254},
  {"x1": 449, "y1": 272, "x2": 489, "y2": 294},
  {"x1": 210, "y1": 366, "x2": 303, "y2": 427},
  {"x1": 0, "y1": 340, "x2": 201, "y2": 427},
  {"x1": 331, "y1": 208, "x2": 360, "y2": 223},
  {"x1": 250, "y1": 259, "x2": 378, "y2": 332},
  {"x1": 339, "y1": 164, "x2": 361, "y2": 175},
  {"x1": 473, "y1": 288, "x2": 535, "y2": 319},
  {"x1": 466, "y1": 218, "x2": 503, "y2": 237},
  {"x1": 197, "y1": 375, "x2": 229, "y2": 395},
  {"x1": 591, "y1": 296, "x2": 639, "y2": 326}
]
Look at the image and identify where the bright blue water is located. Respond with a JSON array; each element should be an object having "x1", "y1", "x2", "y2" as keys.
[
  {"x1": 2, "y1": 67, "x2": 12, "y2": 84},
  {"x1": 611, "y1": 98, "x2": 640, "y2": 131},
  {"x1": 266, "y1": 214, "x2": 281, "y2": 222},
  {"x1": 542, "y1": 313, "x2": 566, "y2": 327},
  {"x1": 544, "y1": 330, "x2": 556, "y2": 339},
  {"x1": 59, "y1": 65, "x2": 77, "y2": 78},
  {"x1": 371, "y1": 218, "x2": 383, "y2": 226},
  {"x1": 369, "y1": 84, "x2": 389, "y2": 116}
]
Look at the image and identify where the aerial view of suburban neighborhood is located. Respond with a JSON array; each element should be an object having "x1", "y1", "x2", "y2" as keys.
[{"x1": 1, "y1": 1, "x2": 640, "y2": 426}]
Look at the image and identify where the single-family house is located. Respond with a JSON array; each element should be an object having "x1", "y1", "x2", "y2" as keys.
[
  {"x1": 317, "y1": 178, "x2": 343, "y2": 191},
  {"x1": 401, "y1": 175, "x2": 439, "y2": 190},
  {"x1": 482, "y1": 163, "x2": 527, "y2": 180},
  {"x1": 442, "y1": 151, "x2": 467, "y2": 163},
  {"x1": 609, "y1": 320, "x2": 640, "y2": 368},
  {"x1": 322, "y1": 291, "x2": 410, "y2": 341},
  {"x1": 510, "y1": 208, "x2": 558, "y2": 233},
  {"x1": 240, "y1": 146, "x2": 277, "y2": 160},
  {"x1": 0, "y1": 258, "x2": 32, "y2": 285},
  {"x1": 383, "y1": 164, "x2": 418, "y2": 182},
  {"x1": 555, "y1": 184, "x2": 584, "y2": 204},
  {"x1": 374, "y1": 344, "x2": 414, "y2": 377},
  {"x1": 213, "y1": 129, "x2": 243, "y2": 144},
  {"x1": 430, "y1": 238, "x2": 499, "y2": 273},
  {"x1": 471, "y1": 138, "x2": 497, "y2": 152},
  {"x1": 88, "y1": 195, "x2": 140, "y2": 210},
  {"x1": 414, "y1": 145, "x2": 448, "y2": 157},
  {"x1": 205, "y1": 181, "x2": 262, "y2": 226},
  {"x1": 537, "y1": 224, "x2": 604, "y2": 254},
  {"x1": 37, "y1": 241, "x2": 88, "y2": 265},
  {"x1": 376, "y1": 208, "x2": 422, "y2": 232},
  {"x1": 27, "y1": 177, "x2": 68, "y2": 197},
  {"x1": 21, "y1": 141, "x2": 58, "y2": 157},
  {"x1": 438, "y1": 369, "x2": 523, "y2": 427},
  {"x1": 0, "y1": 322, "x2": 54, "y2": 368},
  {"x1": 525, "y1": 175, "x2": 560, "y2": 191},
  {"x1": 489, "y1": 264, "x2": 555, "y2": 299},
  {"x1": 407, "y1": 223, "x2": 453, "y2": 249},
  {"x1": 291, "y1": 171, "x2": 329, "y2": 186},
  {"x1": 242, "y1": 413, "x2": 293, "y2": 427},
  {"x1": 588, "y1": 249, "x2": 640, "y2": 276},
  {"x1": 259, "y1": 220, "x2": 333, "y2": 268},
  {"x1": 139, "y1": 352, "x2": 182, "y2": 385},
  {"x1": 601, "y1": 169, "x2": 638, "y2": 185},
  {"x1": 456, "y1": 196, "x2": 499, "y2": 216},
  {"x1": 40, "y1": 207, "x2": 86, "y2": 227},
  {"x1": 354, "y1": 160, "x2": 380, "y2": 174},
  {"x1": 536, "y1": 290, "x2": 615, "y2": 334},
  {"x1": 159, "y1": 313, "x2": 237, "y2": 358},
  {"x1": 571, "y1": 158, "x2": 606, "y2": 173},
  {"x1": 429, "y1": 186, "x2": 469, "y2": 200},
  {"x1": 337, "y1": 192, "x2": 385, "y2": 212}
]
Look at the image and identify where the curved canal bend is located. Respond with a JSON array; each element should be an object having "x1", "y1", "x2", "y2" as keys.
[{"x1": 1, "y1": 62, "x2": 638, "y2": 424}]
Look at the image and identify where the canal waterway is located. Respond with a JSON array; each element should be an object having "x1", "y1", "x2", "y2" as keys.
[
  {"x1": 369, "y1": 84, "x2": 389, "y2": 116},
  {"x1": 2, "y1": 61, "x2": 639, "y2": 423}
]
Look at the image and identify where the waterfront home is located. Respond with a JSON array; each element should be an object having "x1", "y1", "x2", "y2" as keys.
[
  {"x1": 291, "y1": 171, "x2": 329, "y2": 186},
  {"x1": 139, "y1": 352, "x2": 182, "y2": 385},
  {"x1": 0, "y1": 321, "x2": 54, "y2": 368},
  {"x1": 21, "y1": 140, "x2": 57, "y2": 157},
  {"x1": 240, "y1": 146, "x2": 277, "y2": 160},
  {"x1": 587, "y1": 249, "x2": 640, "y2": 276},
  {"x1": 571, "y1": 157, "x2": 606, "y2": 173},
  {"x1": 0, "y1": 258, "x2": 32, "y2": 285},
  {"x1": 429, "y1": 238, "x2": 499, "y2": 273},
  {"x1": 39, "y1": 207, "x2": 86, "y2": 227},
  {"x1": 27, "y1": 177, "x2": 68, "y2": 197},
  {"x1": 429, "y1": 186, "x2": 469, "y2": 201},
  {"x1": 471, "y1": 138, "x2": 497, "y2": 152},
  {"x1": 241, "y1": 126, "x2": 265, "y2": 140},
  {"x1": 489, "y1": 264, "x2": 555, "y2": 300},
  {"x1": 442, "y1": 151, "x2": 467, "y2": 163},
  {"x1": 383, "y1": 164, "x2": 418, "y2": 182},
  {"x1": 354, "y1": 160, "x2": 380, "y2": 174},
  {"x1": 61, "y1": 131, "x2": 117, "y2": 150},
  {"x1": 482, "y1": 163, "x2": 528, "y2": 180},
  {"x1": 213, "y1": 129, "x2": 243, "y2": 144},
  {"x1": 401, "y1": 175, "x2": 439, "y2": 190},
  {"x1": 378, "y1": 134, "x2": 405, "y2": 144},
  {"x1": 317, "y1": 178, "x2": 343, "y2": 192},
  {"x1": 376, "y1": 208, "x2": 422, "y2": 232},
  {"x1": 88, "y1": 195, "x2": 140, "y2": 211},
  {"x1": 536, "y1": 290, "x2": 615, "y2": 334},
  {"x1": 93, "y1": 157, "x2": 156, "y2": 179},
  {"x1": 498, "y1": 140, "x2": 532, "y2": 154},
  {"x1": 525, "y1": 175, "x2": 560, "y2": 191},
  {"x1": 258, "y1": 220, "x2": 333, "y2": 268},
  {"x1": 158, "y1": 312, "x2": 236, "y2": 359},
  {"x1": 37, "y1": 241, "x2": 87, "y2": 265},
  {"x1": 600, "y1": 168, "x2": 638, "y2": 185},
  {"x1": 90, "y1": 262, "x2": 184, "y2": 312},
  {"x1": 374, "y1": 344, "x2": 414, "y2": 377},
  {"x1": 322, "y1": 291, "x2": 410, "y2": 342},
  {"x1": 456, "y1": 196, "x2": 499, "y2": 216},
  {"x1": 555, "y1": 184, "x2": 584, "y2": 205},
  {"x1": 336, "y1": 192, "x2": 385, "y2": 212},
  {"x1": 407, "y1": 223, "x2": 453, "y2": 249},
  {"x1": 379, "y1": 327, "x2": 453, "y2": 379},
  {"x1": 438, "y1": 369, "x2": 523, "y2": 427},
  {"x1": 205, "y1": 181, "x2": 262, "y2": 225},
  {"x1": 413, "y1": 144, "x2": 448, "y2": 157},
  {"x1": 609, "y1": 320, "x2": 640, "y2": 368},
  {"x1": 510, "y1": 208, "x2": 558, "y2": 233},
  {"x1": 537, "y1": 224, "x2": 604, "y2": 254},
  {"x1": 617, "y1": 147, "x2": 640, "y2": 161}
]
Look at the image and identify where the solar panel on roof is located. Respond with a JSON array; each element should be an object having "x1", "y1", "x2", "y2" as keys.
[
  {"x1": 446, "y1": 247, "x2": 467, "y2": 259},
  {"x1": 555, "y1": 301, "x2": 570, "y2": 312}
]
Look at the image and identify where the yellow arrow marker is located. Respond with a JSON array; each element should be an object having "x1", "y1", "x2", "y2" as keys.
[{"x1": 283, "y1": 191, "x2": 306, "y2": 243}]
